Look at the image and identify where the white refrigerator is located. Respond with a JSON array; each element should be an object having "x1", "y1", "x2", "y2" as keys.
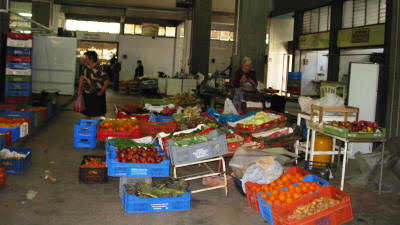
[
  {"x1": 32, "y1": 35, "x2": 77, "y2": 95},
  {"x1": 348, "y1": 62, "x2": 380, "y2": 157}
]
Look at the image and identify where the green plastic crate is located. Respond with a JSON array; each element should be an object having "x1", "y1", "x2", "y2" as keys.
[
  {"x1": 322, "y1": 124, "x2": 386, "y2": 139},
  {"x1": 33, "y1": 112, "x2": 41, "y2": 127},
  {"x1": 287, "y1": 79, "x2": 301, "y2": 86},
  {"x1": 6, "y1": 75, "x2": 31, "y2": 82}
]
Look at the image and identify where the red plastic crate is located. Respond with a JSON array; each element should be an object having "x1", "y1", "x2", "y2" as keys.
[
  {"x1": 139, "y1": 120, "x2": 179, "y2": 137},
  {"x1": 7, "y1": 32, "x2": 33, "y2": 40},
  {"x1": 227, "y1": 133, "x2": 245, "y2": 153},
  {"x1": 271, "y1": 185, "x2": 353, "y2": 225},
  {"x1": 236, "y1": 110, "x2": 285, "y2": 132},
  {"x1": 6, "y1": 55, "x2": 31, "y2": 62},
  {"x1": 116, "y1": 112, "x2": 150, "y2": 122},
  {"x1": 5, "y1": 97, "x2": 30, "y2": 104},
  {"x1": 245, "y1": 167, "x2": 309, "y2": 213},
  {"x1": 245, "y1": 182, "x2": 262, "y2": 213},
  {"x1": 97, "y1": 129, "x2": 141, "y2": 142},
  {"x1": 1, "y1": 131, "x2": 13, "y2": 147}
]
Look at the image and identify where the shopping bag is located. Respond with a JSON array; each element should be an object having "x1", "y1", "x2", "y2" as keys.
[
  {"x1": 74, "y1": 95, "x2": 85, "y2": 112},
  {"x1": 223, "y1": 98, "x2": 239, "y2": 115}
]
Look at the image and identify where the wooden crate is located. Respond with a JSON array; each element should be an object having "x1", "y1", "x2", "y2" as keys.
[{"x1": 310, "y1": 105, "x2": 359, "y2": 124}]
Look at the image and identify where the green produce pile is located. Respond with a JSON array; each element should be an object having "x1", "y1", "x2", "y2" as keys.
[
  {"x1": 107, "y1": 138, "x2": 157, "y2": 149},
  {"x1": 125, "y1": 178, "x2": 189, "y2": 198},
  {"x1": 178, "y1": 116, "x2": 217, "y2": 130},
  {"x1": 242, "y1": 111, "x2": 274, "y2": 125},
  {"x1": 174, "y1": 135, "x2": 208, "y2": 147}
]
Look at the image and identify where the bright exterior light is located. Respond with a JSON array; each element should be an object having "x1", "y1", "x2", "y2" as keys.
[{"x1": 18, "y1": 13, "x2": 32, "y2": 17}]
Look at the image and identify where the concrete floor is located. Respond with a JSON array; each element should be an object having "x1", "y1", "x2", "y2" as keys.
[{"x1": 0, "y1": 91, "x2": 399, "y2": 225}]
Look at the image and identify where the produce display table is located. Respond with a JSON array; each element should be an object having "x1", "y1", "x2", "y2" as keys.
[
  {"x1": 172, "y1": 156, "x2": 228, "y2": 197},
  {"x1": 303, "y1": 123, "x2": 386, "y2": 193}
]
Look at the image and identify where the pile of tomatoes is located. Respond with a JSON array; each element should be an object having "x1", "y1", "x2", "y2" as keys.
[
  {"x1": 99, "y1": 119, "x2": 139, "y2": 132},
  {"x1": 260, "y1": 181, "x2": 322, "y2": 206}
]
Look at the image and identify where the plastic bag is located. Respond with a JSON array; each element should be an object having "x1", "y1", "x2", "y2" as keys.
[
  {"x1": 241, "y1": 159, "x2": 283, "y2": 193},
  {"x1": 74, "y1": 95, "x2": 85, "y2": 112},
  {"x1": 223, "y1": 98, "x2": 239, "y2": 115}
]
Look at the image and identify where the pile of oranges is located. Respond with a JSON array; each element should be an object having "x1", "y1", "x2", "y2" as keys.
[
  {"x1": 261, "y1": 181, "x2": 322, "y2": 206},
  {"x1": 248, "y1": 172, "x2": 305, "y2": 195},
  {"x1": 100, "y1": 119, "x2": 139, "y2": 132}
]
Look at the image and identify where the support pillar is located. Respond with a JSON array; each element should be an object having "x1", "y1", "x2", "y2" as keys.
[
  {"x1": 327, "y1": 0, "x2": 343, "y2": 82},
  {"x1": 190, "y1": 0, "x2": 211, "y2": 76},
  {"x1": 292, "y1": 10, "x2": 303, "y2": 72},
  {"x1": 233, "y1": 0, "x2": 268, "y2": 83},
  {"x1": 0, "y1": 0, "x2": 9, "y2": 102},
  {"x1": 384, "y1": 0, "x2": 400, "y2": 138}
]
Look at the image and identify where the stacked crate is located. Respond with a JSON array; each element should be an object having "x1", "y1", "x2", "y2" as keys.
[
  {"x1": 74, "y1": 119, "x2": 98, "y2": 149},
  {"x1": 5, "y1": 32, "x2": 33, "y2": 104},
  {"x1": 287, "y1": 72, "x2": 302, "y2": 96}
]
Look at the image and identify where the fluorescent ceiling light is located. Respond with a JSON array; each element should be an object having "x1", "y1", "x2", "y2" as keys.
[{"x1": 18, "y1": 13, "x2": 32, "y2": 17}]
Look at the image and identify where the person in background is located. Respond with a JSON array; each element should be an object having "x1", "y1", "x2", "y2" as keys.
[
  {"x1": 134, "y1": 60, "x2": 144, "y2": 80},
  {"x1": 232, "y1": 57, "x2": 257, "y2": 112},
  {"x1": 110, "y1": 55, "x2": 121, "y2": 91},
  {"x1": 78, "y1": 51, "x2": 109, "y2": 118}
]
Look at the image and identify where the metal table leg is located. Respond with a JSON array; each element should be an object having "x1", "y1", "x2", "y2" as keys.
[
  {"x1": 309, "y1": 130, "x2": 316, "y2": 162},
  {"x1": 340, "y1": 141, "x2": 348, "y2": 190},
  {"x1": 305, "y1": 128, "x2": 311, "y2": 161},
  {"x1": 378, "y1": 142, "x2": 386, "y2": 195}
]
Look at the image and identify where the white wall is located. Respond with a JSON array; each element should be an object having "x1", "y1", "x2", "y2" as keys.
[
  {"x1": 118, "y1": 35, "x2": 175, "y2": 80},
  {"x1": 209, "y1": 40, "x2": 233, "y2": 73},
  {"x1": 339, "y1": 48, "x2": 384, "y2": 82},
  {"x1": 267, "y1": 17, "x2": 294, "y2": 90},
  {"x1": 299, "y1": 50, "x2": 329, "y2": 95}
]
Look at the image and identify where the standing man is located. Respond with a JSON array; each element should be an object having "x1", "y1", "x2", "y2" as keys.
[
  {"x1": 134, "y1": 60, "x2": 144, "y2": 80},
  {"x1": 232, "y1": 57, "x2": 257, "y2": 112}
]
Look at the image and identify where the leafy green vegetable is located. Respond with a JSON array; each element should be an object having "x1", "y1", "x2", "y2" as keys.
[
  {"x1": 125, "y1": 178, "x2": 189, "y2": 198},
  {"x1": 107, "y1": 138, "x2": 157, "y2": 149},
  {"x1": 174, "y1": 135, "x2": 208, "y2": 147}
]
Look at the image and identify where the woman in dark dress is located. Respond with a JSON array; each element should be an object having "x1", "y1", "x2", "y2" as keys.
[
  {"x1": 233, "y1": 57, "x2": 257, "y2": 111},
  {"x1": 78, "y1": 51, "x2": 109, "y2": 117}
]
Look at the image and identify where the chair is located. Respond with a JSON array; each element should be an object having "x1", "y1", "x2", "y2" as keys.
[{"x1": 320, "y1": 85, "x2": 337, "y2": 98}]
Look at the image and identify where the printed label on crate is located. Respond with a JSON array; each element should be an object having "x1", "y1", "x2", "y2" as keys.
[
  {"x1": 192, "y1": 148, "x2": 209, "y2": 159},
  {"x1": 130, "y1": 168, "x2": 148, "y2": 176},
  {"x1": 316, "y1": 216, "x2": 331, "y2": 225},
  {"x1": 151, "y1": 203, "x2": 169, "y2": 210}
]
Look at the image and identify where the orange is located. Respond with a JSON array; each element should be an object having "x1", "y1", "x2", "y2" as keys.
[
  {"x1": 286, "y1": 197, "x2": 294, "y2": 204},
  {"x1": 315, "y1": 185, "x2": 321, "y2": 191},
  {"x1": 293, "y1": 193, "x2": 301, "y2": 199},
  {"x1": 255, "y1": 187, "x2": 262, "y2": 193},
  {"x1": 269, "y1": 195, "x2": 277, "y2": 202},
  {"x1": 309, "y1": 185, "x2": 316, "y2": 192},
  {"x1": 295, "y1": 186, "x2": 302, "y2": 193},
  {"x1": 261, "y1": 193, "x2": 268, "y2": 199},
  {"x1": 288, "y1": 185, "x2": 295, "y2": 192},
  {"x1": 278, "y1": 194, "x2": 286, "y2": 202},
  {"x1": 305, "y1": 181, "x2": 311, "y2": 187},
  {"x1": 276, "y1": 179, "x2": 284, "y2": 186},
  {"x1": 272, "y1": 190, "x2": 279, "y2": 196},
  {"x1": 267, "y1": 200, "x2": 274, "y2": 205}
]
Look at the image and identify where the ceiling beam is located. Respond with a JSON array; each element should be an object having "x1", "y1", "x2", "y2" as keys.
[{"x1": 61, "y1": 4, "x2": 235, "y2": 23}]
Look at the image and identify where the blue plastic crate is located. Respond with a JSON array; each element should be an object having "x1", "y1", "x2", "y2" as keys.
[
  {"x1": 106, "y1": 143, "x2": 170, "y2": 177},
  {"x1": 0, "y1": 147, "x2": 32, "y2": 174},
  {"x1": 149, "y1": 113, "x2": 174, "y2": 123},
  {"x1": 288, "y1": 72, "x2": 302, "y2": 80},
  {"x1": 6, "y1": 62, "x2": 31, "y2": 70},
  {"x1": 7, "y1": 47, "x2": 31, "y2": 56},
  {"x1": 78, "y1": 119, "x2": 99, "y2": 126},
  {"x1": 5, "y1": 82, "x2": 31, "y2": 97},
  {"x1": 2, "y1": 109, "x2": 34, "y2": 125},
  {"x1": 0, "y1": 135, "x2": 5, "y2": 149},
  {"x1": 122, "y1": 185, "x2": 191, "y2": 213},
  {"x1": 74, "y1": 124, "x2": 97, "y2": 138},
  {"x1": 74, "y1": 137, "x2": 97, "y2": 149},
  {"x1": 0, "y1": 126, "x2": 20, "y2": 142},
  {"x1": 258, "y1": 174, "x2": 329, "y2": 225}
]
